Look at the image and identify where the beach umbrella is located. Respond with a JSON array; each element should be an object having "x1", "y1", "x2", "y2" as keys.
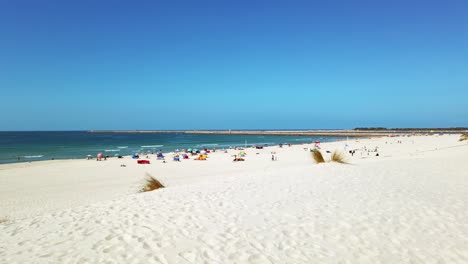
[
  {"x1": 97, "y1": 153, "x2": 103, "y2": 158},
  {"x1": 187, "y1": 148, "x2": 192, "y2": 152}
]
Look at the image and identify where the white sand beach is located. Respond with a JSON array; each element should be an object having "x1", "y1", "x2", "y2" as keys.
[{"x1": 1, "y1": 134, "x2": 467, "y2": 263}]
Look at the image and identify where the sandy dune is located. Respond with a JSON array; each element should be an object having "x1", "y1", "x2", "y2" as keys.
[{"x1": 1, "y1": 135, "x2": 467, "y2": 263}]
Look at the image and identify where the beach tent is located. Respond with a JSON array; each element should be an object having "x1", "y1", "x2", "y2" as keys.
[{"x1": 195, "y1": 154, "x2": 207, "y2": 160}]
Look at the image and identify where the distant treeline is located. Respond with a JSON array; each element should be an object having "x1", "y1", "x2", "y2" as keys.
[{"x1": 354, "y1": 127, "x2": 468, "y2": 131}]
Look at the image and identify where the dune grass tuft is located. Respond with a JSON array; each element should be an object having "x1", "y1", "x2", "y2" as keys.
[
  {"x1": 141, "y1": 173, "x2": 165, "y2": 192},
  {"x1": 330, "y1": 151, "x2": 348, "y2": 164},
  {"x1": 311, "y1": 149, "x2": 325, "y2": 164},
  {"x1": 0, "y1": 217, "x2": 8, "y2": 224},
  {"x1": 460, "y1": 134, "x2": 468, "y2": 141}
]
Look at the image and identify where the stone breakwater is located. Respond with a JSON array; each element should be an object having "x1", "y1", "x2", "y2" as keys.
[{"x1": 87, "y1": 129, "x2": 467, "y2": 137}]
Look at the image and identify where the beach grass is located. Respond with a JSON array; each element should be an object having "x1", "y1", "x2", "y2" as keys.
[
  {"x1": 141, "y1": 174, "x2": 165, "y2": 192},
  {"x1": 460, "y1": 134, "x2": 468, "y2": 141},
  {"x1": 331, "y1": 151, "x2": 348, "y2": 164},
  {"x1": 311, "y1": 149, "x2": 325, "y2": 164}
]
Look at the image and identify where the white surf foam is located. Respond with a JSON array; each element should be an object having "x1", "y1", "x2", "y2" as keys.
[{"x1": 23, "y1": 155, "x2": 44, "y2": 158}]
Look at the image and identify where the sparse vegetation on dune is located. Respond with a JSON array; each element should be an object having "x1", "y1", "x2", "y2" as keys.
[
  {"x1": 460, "y1": 134, "x2": 468, "y2": 141},
  {"x1": 311, "y1": 149, "x2": 350, "y2": 164},
  {"x1": 141, "y1": 173, "x2": 165, "y2": 192},
  {"x1": 311, "y1": 149, "x2": 325, "y2": 164},
  {"x1": 0, "y1": 217, "x2": 8, "y2": 224},
  {"x1": 331, "y1": 151, "x2": 348, "y2": 164}
]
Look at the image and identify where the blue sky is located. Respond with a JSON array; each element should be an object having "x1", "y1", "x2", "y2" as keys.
[{"x1": 1, "y1": 0, "x2": 467, "y2": 130}]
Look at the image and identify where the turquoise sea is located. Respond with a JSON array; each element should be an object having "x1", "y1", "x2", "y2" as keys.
[{"x1": 0, "y1": 131, "x2": 345, "y2": 164}]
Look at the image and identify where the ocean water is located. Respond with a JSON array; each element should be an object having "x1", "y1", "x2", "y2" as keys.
[{"x1": 0, "y1": 131, "x2": 345, "y2": 164}]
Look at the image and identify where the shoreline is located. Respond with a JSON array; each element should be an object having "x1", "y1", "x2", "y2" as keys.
[{"x1": 0, "y1": 136, "x2": 353, "y2": 166}]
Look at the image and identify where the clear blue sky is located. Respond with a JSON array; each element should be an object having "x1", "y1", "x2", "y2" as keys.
[{"x1": 1, "y1": 0, "x2": 467, "y2": 130}]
